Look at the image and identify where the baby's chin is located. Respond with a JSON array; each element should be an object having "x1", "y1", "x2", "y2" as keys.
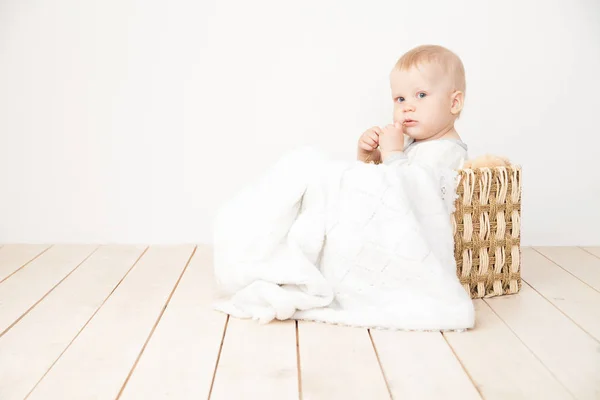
[
  {"x1": 404, "y1": 129, "x2": 429, "y2": 140},
  {"x1": 406, "y1": 132, "x2": 440, "y2": 143}
]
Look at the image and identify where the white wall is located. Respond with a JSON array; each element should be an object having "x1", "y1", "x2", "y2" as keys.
[{"x1": 1, "y1": 0, "x2": 599, "y2": 246}]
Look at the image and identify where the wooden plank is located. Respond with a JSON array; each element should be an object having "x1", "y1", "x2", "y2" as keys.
[
  {"x1": 26, "y1": 245, "x2": 195, "y2": 400},
  {"x1": 485, "y1": 284, "x2": 600, "y2": 399},
  {"x1": 0, "y1": 244, "x2": 51, "y2": 282},
  {"x1": 522, "y1": 248, "x2": 600, "y2": 341},
  {"x1": 298, "y1": 322, "x2": 390, "y2": 399},
  {"x1": 0, "y1": 244, "x2": 97, "y2": 336},
  {"x1": 118, "y1": 246, "x2": 227, "y2": 400},
  {"x1": 0, "y1": 245, "x2": 145, "y2": 400},
  {"x1": 210, "y1": 318, "x2": 298, "y2": 400},
  {"x1": 582, "y1": 246, "x2": 600, "y2": 259},
  {"x1": 444, "y1": 300, "x2": 572, "y2": 400},
  {"x1": 534, "y1": 247, "x2": 600, "y2": 292},
  {"x1": 370, "y1": 330, "x2": 480, "y2": 399}
]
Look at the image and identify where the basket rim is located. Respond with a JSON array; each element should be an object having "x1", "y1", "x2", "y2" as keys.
[{"x1": 458, "y1": 164, "x2": 522, "y2": 172}]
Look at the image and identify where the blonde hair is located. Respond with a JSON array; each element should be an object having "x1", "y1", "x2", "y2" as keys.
[{"x1": 393, "y1": 44, "x2": 466, "y2": 96}]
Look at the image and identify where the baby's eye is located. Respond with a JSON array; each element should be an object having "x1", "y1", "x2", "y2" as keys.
[
  {"x1": 417, "y1": 92, "x2": 427, "y2": 99},
  {"x1": 396, "y1": 97, "x2": 405, "y2": 103}
]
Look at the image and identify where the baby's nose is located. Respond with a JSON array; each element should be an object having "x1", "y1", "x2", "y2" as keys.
[{"x1": 403, "y1": 103, "x2": 415, "y2": 112}]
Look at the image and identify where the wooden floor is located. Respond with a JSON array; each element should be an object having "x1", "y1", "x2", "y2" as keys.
[{"x1": 0, "y1": 245, "x2": 599, "y2": 400}]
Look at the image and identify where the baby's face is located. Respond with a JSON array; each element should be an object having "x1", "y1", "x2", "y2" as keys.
[{"x1": 390, "y1": 63, "x2": 456, "y2": 140}]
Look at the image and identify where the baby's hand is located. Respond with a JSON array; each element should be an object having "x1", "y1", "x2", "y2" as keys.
[
  {"x1": 378, "y1": 122, "x2": 405, "y2": 160},
  {"x1": 357, "y1": 126, "x2": 382, "y2": 163}
]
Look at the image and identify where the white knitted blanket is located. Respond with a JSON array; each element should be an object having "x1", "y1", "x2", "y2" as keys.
[{"x1": 213, "y1": 147, "x2": 475, "y2": 331}]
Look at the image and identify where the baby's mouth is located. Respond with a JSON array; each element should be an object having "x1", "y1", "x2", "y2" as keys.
[{"x1": 403, "y1": 119, "x2": 418, "y2": 126}]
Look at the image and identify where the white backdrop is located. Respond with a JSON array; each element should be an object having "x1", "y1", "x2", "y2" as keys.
[{"x1": 1, "y1": 0, "x2": 599, "y2": 246}]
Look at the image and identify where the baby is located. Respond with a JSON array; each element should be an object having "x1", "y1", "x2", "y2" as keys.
[
  {"x1": 357, "y1": 44, "x2": 468, "y2": 170},
  {"x1": 212, "y1": 44, "x2": 477, "y2": 330}
]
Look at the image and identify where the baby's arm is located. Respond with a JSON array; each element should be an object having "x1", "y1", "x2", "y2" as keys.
[{"x1": 378, "y1": 123, "x2": 406, "y2": 164}]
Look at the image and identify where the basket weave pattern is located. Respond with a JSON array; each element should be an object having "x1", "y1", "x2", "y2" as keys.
[{"x1": 452, "y1": 166, "x2": 522, "y2": 299}]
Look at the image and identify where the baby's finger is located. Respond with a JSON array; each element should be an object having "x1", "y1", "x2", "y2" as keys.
[
  {"x1": 363, "y1": 135, "x2": 376, "y2": 144},
  {"x1": 372, "y1": 126, "x2": 384, "y2": 136},
  {"x1": 359, "y1": 142, "x2": 374, "y2": 151},
  {"x1": 367, "y1": 131, "x2": 379, "y2": 142}
]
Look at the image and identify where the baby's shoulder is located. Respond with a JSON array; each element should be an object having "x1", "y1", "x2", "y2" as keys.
[
  {"x1": 406, "y1": 137, "x2": 467, "y2": 152},
  {"x1": 406, "y1": 138, "x2": 468, "y2": 169}
]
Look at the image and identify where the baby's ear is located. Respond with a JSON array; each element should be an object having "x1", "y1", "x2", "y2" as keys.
[{"x1": 450, "y1": 90, "x2": 464, "y2": 115}]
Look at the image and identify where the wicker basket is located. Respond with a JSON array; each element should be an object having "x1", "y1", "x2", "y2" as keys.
[{"x1": 452, "y1": 165, "x2": 522, "y2": 299}]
